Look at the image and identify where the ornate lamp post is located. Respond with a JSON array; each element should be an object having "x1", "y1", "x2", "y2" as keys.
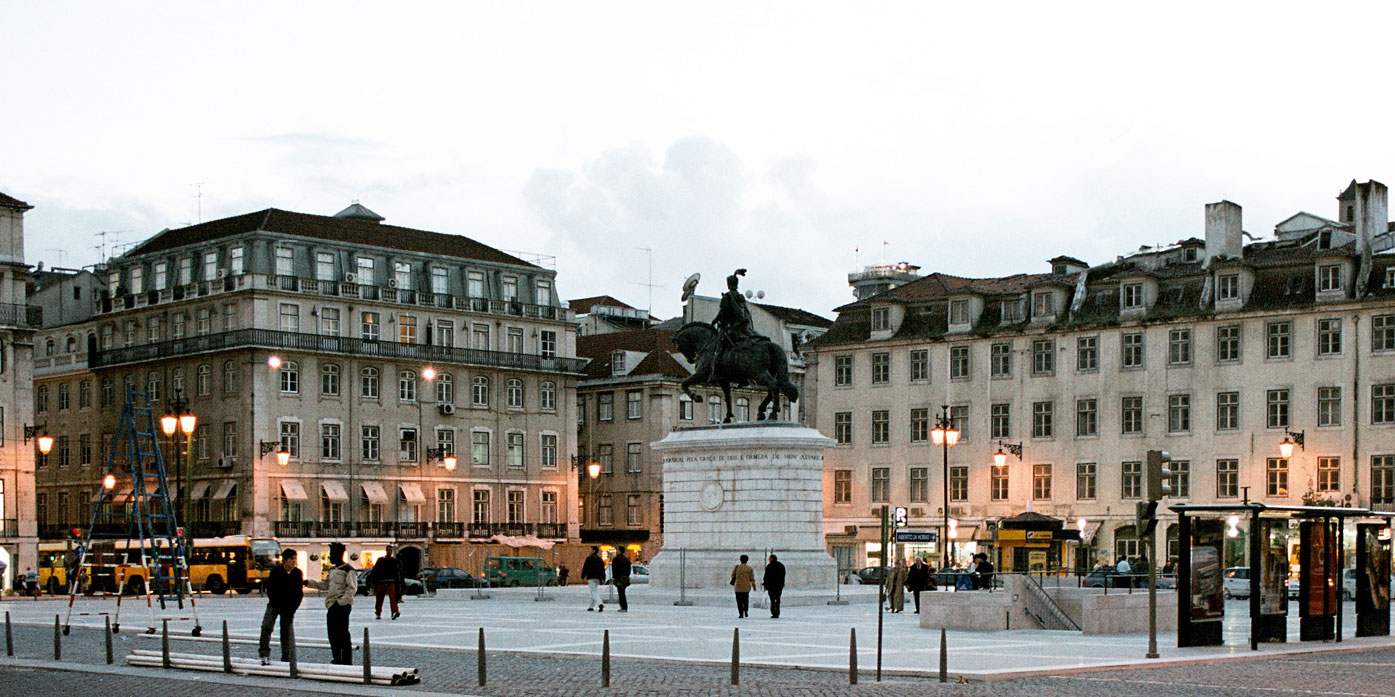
[
  {"x1": 1279, "y1": 429, "x2": 1305, "y2": 460},
  {"x1": 161, "y1": 390, "x2": 196, "y2": 555},
  {"x1": 929, "y1": 406, "x2": 960, "y2": 568},
  {"x1": 586, "y1": 461, "x2": 602, "y2": 527}
]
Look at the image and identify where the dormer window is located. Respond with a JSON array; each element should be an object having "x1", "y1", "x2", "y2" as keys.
[
  {"x1": 1218, "y1": 274, "x2": 1240, "y2": 301},
  {"x1": 1182, "y1": 247, "x2": 1199, "y2": 263},
  {"x1": 1317, "y1": 264, "x2": 1342, "y2": 292},
  {"x1": 1032, "y1": 291, "x2": 1055, "y2": 319},
  {"x1": 1385, "y1": 268, "x2": 1395, "y2": 289},
  {"x1": 1001, "y1": 299, "x2": 1022, "y2": 322},
  {"x1": 1051, "y1": 263, "x2": 1066, "y2": 275},
  {"x1": 1285, "y1": 277, "x2": 1307, "y2": 295},
  {"x1": 871, "y1": 307, "x2": 890, "y2": 331},
  {"x1": 611, "y1": 351, "x2": 626, "y2": 376},
  {"x1": 1121, "y1": 283, "x2": 1144, "y2": 310},
  {"x1": 949, "y1": 300, "x2": 969, "y2": 325},
  {"x1": 1318, "y1": 230, "x2": 1334, "y2": 250}
]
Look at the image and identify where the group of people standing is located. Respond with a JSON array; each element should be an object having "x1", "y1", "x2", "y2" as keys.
[
  {"x1": 730, "y1": 554, "x2": 785, "y2": 619},
  {"x1": 882, "y1": 554, "x2": 996, "y2": 614},
  {"x1": 581, "y1": 545, "x2": 633, "y2": 612}
]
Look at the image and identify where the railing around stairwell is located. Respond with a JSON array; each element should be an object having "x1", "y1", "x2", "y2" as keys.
[{"x1": 1019, "y1": 573, "x2": 1081, "y2": 631}]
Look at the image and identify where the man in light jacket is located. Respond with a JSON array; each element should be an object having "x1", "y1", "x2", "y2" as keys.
[{"x1": 322, "y1": 543, "x2": 356, "y2": 665}]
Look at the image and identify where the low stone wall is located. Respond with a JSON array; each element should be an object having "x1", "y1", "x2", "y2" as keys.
[
  {"x1": 919, "y1": 588, "x2": 1018, "y2": 631},
  {"x1": 1077, "y1": 588, "x2": 1177, "y2": 634},
  {"x1": 916, "y1": 579, "x2": 1178, "y2": 634}
]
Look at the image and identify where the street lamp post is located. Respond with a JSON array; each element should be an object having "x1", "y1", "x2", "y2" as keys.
[
  {"x1": 161, "y1": 390, "x2": 196, "y2": 557},
  {"x1": 929, "y1": 406, "x2": 959, "y2": 568},
  {"x1": 586, "y1": 461, "x2": 601, "y2": 529}
]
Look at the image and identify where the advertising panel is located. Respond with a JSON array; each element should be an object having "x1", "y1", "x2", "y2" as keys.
[
  {"x1": 1189, "y1": 520, "x2": 1225, "y2": 622},
  {"x1": 1302, "y1": 522, "x2": 1337, "y2": 617},
  {"x1": 1356, "y1": 523, "x2": 1391, "y2": 637},
  {"x1": 1259, "y1": 519, "x2": 1288, "y2": 617}
]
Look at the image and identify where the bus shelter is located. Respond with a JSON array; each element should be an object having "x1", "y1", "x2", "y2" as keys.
[{"x1": 1170, "y1": 503, "x2": 1392, "y2": 650}]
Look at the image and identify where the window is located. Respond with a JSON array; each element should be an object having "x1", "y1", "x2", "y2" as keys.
[
  {"x1": 1122, "y1": 282, "x2": 1143, "y2": 309},
  {"x1": 399, "y1": 315, "x2": 417, "y2": 344},
  {"x1": 1121, "y1": 396, "x2": 1143, "y2": 434},
  {"x1": 1077, "y1": 335, "x2": 1098, "y2": 372},
  {"x1": 1318, "y1": 264, "x2": 1342, "y2": 292},
  {"x1": 279, "y1": 303, "x2": 299, "y2": 333},
  {"x1": 596, "y1": 494, "x2": 613, "y2": 526},
  {"x1": 1266, "y1": 458, "x2": 1288, "y2": 497},
  {"x1": 1377, "y1": 315, "x2": 1395, "y2": 352},
  {"x1": 1267, "y1": 388, "x2": 1290, "y2": 429},
  {"x1": 626, "y1": 442, "x2": 642, "y2": 472},
  {"x1": 909, "y1": 349, "x2": 928, "y2": 382},
  {"x1": 146, "y1": 318, "x2": 160, "y2": 343},
  {"x1": 1076, "y1": 398, "x2": 1097, "y2": 437},
  {"x1": 279, "y1": 421, "x2": 300, "y2": 459},
  {"x1": 1121, "y1": 461, "x2": 1141, "y2": 499},
  {"x1": 1373, "y1": 455, "x2": 1395, "y2": 505},
  {"x1": 990, "y1": 403, "x2": 1011, "y2": 439},
  {"x1": 1168, "y1": 329, "x2": 1192, "y2": 365},
  {"x1": 1387, "y1": 269, "x2": 1395, "y2": 290},
  {"x1": 910, "y1": 467, "x2": 928, "y2": 502},
  {"x1": 871, "y1": 410, "x2": 889, "y2": 445},
  {"x1": 78, "y1": 380, "x2": 91, "y2": 409},
  {"x1": 507, "y1": 432, "x2": 524, "y2": 468},
  {"x1": 1121, "y1": 332, "x2": 1144, "y2": 369},
  {"x1": 991, "y1": 466, "x2": 1009, "y2": 501},
  {"x1": 57, "y1": 436, "x2": 70, "y2": 467},
  {"x1": 1317, "y1": 318, "x2": 1342, "y2": 356},
  {"x1": 429, "y1": 266, "x2": 448, "y2": 296},
  {"x1": 870, "y1": 467, "x2": 890, "y2": 503},
  {"x1": 949, "y1": 345, "x2": 970, "y2": 380},
  {"x1": 101, "y1": 377, "x2": 113, "y2": 407},
  {"x1": 1033, "y1": 464, "x2": 1052, "y2": 500},
  {"x1": 949, "y1": 299, "x2": 969, "y2": 324},
  {"x1": 467, "y1": 270, "x2": 485, "y2": 297},
  {"x1": 707, "y1": 396, "x2": 722, "y2": 424},
  {"x1": 177, "y1": 257, "x2": 192, "y2": 285},
  {"x1": 871, "y1": 307, "x2": 890, "y2": 331},
  {"x1": 473, "y1": 489, "x2": 491, "y2": 524},
  {"x1": 312, "y1": 251, "x2": 334, "y2": 282},
  {"x1": 321, "y1": 423, "x2": 341, "y2": 461},
  {"x1": 394, "y1": 261, "x2": 412, "y2": 290},
  {"x1": 541, "y1": 434, "x2": 558, "y2": 468},
  {"x1": 834, "y1": 412, "x2": 852, "y2": 445},
  {"x1": 626, "y1": 390, "x2": 642, "y2": 419},
  {"x1": 1031, "y1": 339, "x2": 1054, "y2": 375},
  {"x1": 1216, "y1": 391, "x2": 1239, "y2": 431},
  {"x1": 541, "y1": 491, "x2": 558, "y2": 524},
  {"x1": 361, "y1": 312, "x2": 380, "y2": 341},
  {"x1": 1218, "y1": 273, "x2": 1240, "y2": 301},
  {"x1": 171, "y1": 313, "x2": 186, "y2": 339},
  {"x1": 436, "y1": 488, "x2": 455, "y2": 524},
  {"x1": 949, "y1": 405, "x2": 968, "y2": 441},
  {"x1": 507, "y1": 379, "x2": 525, "y2": 409},
  {"x1": 1170, "y1": 460, "x2": 1190, "y2": 498},
  {"x1": 735, "y1": 397, "x2": 749, "y2": 422},
  {"x1": 833, "y1": 470, "x2": 852, "y2": 504},
  {"x1": 1317, "y1": 456, "x2": 1340, "y2": 493},
  {"x1": 871, "y1": 352, "x2": 890, "y2": 385},
  {"x1": 153, "y1": 261, "x2": 167, "y2": 290},
  {"x1": 311, "y1": 363, "x2": 338, "y2": 397},
  {"x1": 472, "y1": 376, "x2": 490, "y2": 407},
  {"x1": 399, "y1": 428, "x2": 418, "y2": 463},
  {"x1": 910, "y1": 408, "x2": 928, "y2": 443},
  {"x1": 949, "y1": 466, "x2": 968, "y2": 502},
  {"x1": 990, "y1": 342, "x2": 1012, "y2": 378},
  {"x1": 1216, "y1": 324, "x2": 1241, "y2": 363},
  {"x1": 1076, "y1": 463, "x2": 1096, "y2": 500},
  {"x1": 434, "y1": 373, "x2": 454, "y2": 404},
  {"x1": 535, "y1": 279, "x2": 552, "y2": 305},
  {"x1": 79, "y1": 433, "x2": 92, "y2": 466},
  {"x1": 279, "y1": 361, "x2": 299, "y2": 394},
  {"x1": 501, "y1": 276, "x2": 517, "y2": 302},
  {"x1": 361, "y1": 367, "x2": 379, "y2": 399},
  {"x1": 1032, "y1": 291, "x2": 1055, "y2": 318},
  {"x1": 1217, "y1": 459, "x2": 1238, "y2": 498},
  {"x1": 435, "y1": 430, "x2": 455, "y2": 459},
  {"x1": 1318, "y1": 386, "x2": 1342, "y2": 427},
  {"x1": 678, "y1": 395, "x2": 693, "y2": 420},
  {"x1": 130, "y1": 267, "x2": 143, "y2": 294},
  {"x1": 625, "y1": 494, "x2": 642, "y2": 526},
  {"x1": 539, "y1": 381, "x2": 555, "y2": 411},
  {"x1": 275, "y1": 248, "x2": 293, "y2": 277},
  {"x1": 1266, "y1": 321, "x2": 1291, "y2": 359},
  {"x1": 597, "y1": 392, "x2": 613, "y2": 421},
  {"x1": 1168, "y1": 393, "x2": 1191, "y2": 433},
  {"x1": 540, "y1": 330, "x2": 556, "y2": 358},
  {"x1": 319, "y1": 307, "x2": 340, "y2": 337},
  {"x1": 834, "y1": 355, "x2": 852, "y2": 386},
  {"x1": 506, "y1": 328, "x2": 523, "y2": 353},
  {"x1": 58, "y1": 383, "x2": 70, "y2": 411},
  {"x1": 1032, "y1": 401, "x2": 1053, "y2": 438},
  {"x1": 472, "y1": 431, "x2": 491, "y2": 466},
  {"x1": 399, "y1": 370, "x2": 417, "y2": 402},
  {"x1": 1374, "y1": 384, "x2": 1395, "y2": 424}
]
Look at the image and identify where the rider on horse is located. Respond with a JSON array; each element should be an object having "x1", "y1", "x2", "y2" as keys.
[{"x1": 697, "y1": 269, "x2": 759, "y2": 384}]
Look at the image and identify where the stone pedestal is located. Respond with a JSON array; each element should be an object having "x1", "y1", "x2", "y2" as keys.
[{"x1": 649, "y1": 422, "x2": 837, "y2": 589}]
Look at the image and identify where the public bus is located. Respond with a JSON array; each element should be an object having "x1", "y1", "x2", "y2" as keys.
[
  {"x1": 37, "y1": 542, "x2": 75, "y2": 595},
  {"x1": 80, "y1": 536, "x2": 281, "y2": 595}
]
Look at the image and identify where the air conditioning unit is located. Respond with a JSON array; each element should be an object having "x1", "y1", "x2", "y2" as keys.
[
  {"x1": 438, "y1": 403, "x2": 456, "y2": 415},
  {"x1": 843, "y1": 525, "x2": 859, "y2": 535},
  {"x1": 216, "y1": 268, "x2": 227, "y2": 279},
  {"x1": 388, "y1": 279, "x2": 399, "y2": 288},
  {"x1": 911, "y1": 507, "x2": 925, "y2": 517},
  {"x1": 344, "y1": 273, "x2": 357, "y2": 283},
  {"x1": 216, "y1": 456, "x2": 235, "y2": 469}
]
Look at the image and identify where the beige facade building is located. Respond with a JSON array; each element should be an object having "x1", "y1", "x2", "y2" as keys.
[
  {"x1": 0, "y1": 192, "x2": 41, "y2": 590},
  {"x1": 808, "y1": 180, "x2": 1395, "y2": 575},
  {"x1": 31, "y1": 204, "x2": 584, "y2": 574}
]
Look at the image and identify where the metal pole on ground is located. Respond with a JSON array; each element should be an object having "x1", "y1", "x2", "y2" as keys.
[
  {"x1": 1147, "y1": 537, "x2": 1159, "y2": 659},
  {"x1": 730, "y1": 627, "x2": 739, "y2": 686},
  {"x1": 287, "y1": 626, "x2": 298, "y2": 678},
  {"x1": 54, "y1": 615, "x2": 62, "y2": 661},
  {"x1": 106, "y1": 616, "x2": 114, "y2": 665},
  {"x1": 221, "y1": 620, "x2": 230, "y2": 672},
  {"x1": 477, "y1": 627, "x2": 486, "y2": 686},
  {"x1": 5, "y1": 611, "x2": 11, "y2": 656},
  {"x1": 877, "y1": 504, "x2": 887, "y2": 682},
  {"x1": 602, "y1": 629, "x2": 611, "y2": 687},
  {"x1": 160, "y1": 619, "x2": 168, "y2": 668},
  {"x1": 849, "y1": 628, "x2": 857, "y2": 685},
  {"x1": 363, "y1": 627, "x2": 371, "y2": 684},
  {"x1": 938, "y1": 627, "x2": 947, "y2": 683},
  {"x1": 674, "y1": 548, "x2": 693, "y2": 606}
]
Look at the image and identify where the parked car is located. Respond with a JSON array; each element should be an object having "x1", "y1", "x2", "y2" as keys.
[
  {"x1": 1223, "y1": 567, "x2": 1250, "y2": 599},
  {"x1": 418, "y1": 566, "x2": 485, "y2": 590},
  {"x1": 1083, "y1": 568, "x2": 1132, "y2": 589},
  {"x1": 1340, "y1": 567, "x2": 1395, "y2": 601},
  {"x1": 605, "y1": 564, "x2": 651, "y2": 585},
  {"x1": 484, "y1": 556, "x2": 559, "y2": 587},
  {"x1": 355, "y1": 570, "x2": 425, "y2": 596},
  {"x1": 855, "y1": 567, "x2": 885, "y2": 585}
]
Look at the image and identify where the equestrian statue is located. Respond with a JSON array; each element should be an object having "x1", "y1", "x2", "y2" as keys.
[{"x1": 675, "y1": 268, "x2": 799, "y2": 422}]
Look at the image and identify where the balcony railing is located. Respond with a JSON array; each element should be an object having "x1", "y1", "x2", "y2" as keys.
[
  {"x1": 91, "y1": 328, "x2": 588, "y2": 374},
  {"x1": 272, "y1": 521, "x2": 566, "y2": 540},
  {"x1": 0, "y1": 303, "x2": 42, "y2": 329},
  {"x1": 0, "y1": 519, "x2": 18, "y2": 537}
]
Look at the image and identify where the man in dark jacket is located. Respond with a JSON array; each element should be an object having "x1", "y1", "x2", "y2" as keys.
[
  {"x1": 372, "y1": 546, "x2": 403, "y2": 620},
  {"x1": 581, "y1": 546, "x2": 605, "y2": 612},
  {"x1": 610, "y1": 549, "x2": 632, "y2": 612},
  {"x1": 906, "y1": 557, "x2": 931, "y2": 613},
  {"x1": 258, "y1": 549, "x2": 304, "y2": 665},
  {"x1": 762, "y1": 554, "x2": 786, "y2": 618}
]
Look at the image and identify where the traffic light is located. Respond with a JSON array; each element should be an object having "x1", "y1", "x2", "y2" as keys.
[
  {"x1": 893, "y1": 506, "x2": 909, "y2": 528},
  {"x1": 1136, "y1": 500, "x2": 1160, "y2": 536},
  {"x1": 1144, "y1": 450, "x2": 1173, "y2": 501}
]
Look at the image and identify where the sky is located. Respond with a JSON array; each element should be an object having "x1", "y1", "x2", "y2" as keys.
[{"x1": 3, "y1": 2, "x2": 1395, "y2": 321}]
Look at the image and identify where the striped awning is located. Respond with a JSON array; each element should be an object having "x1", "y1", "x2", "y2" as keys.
[
  {"x1": 361, "y1": 482, "x2": 389, "y2": 504},
  {"x1": 321, "y1": 481, "x2": 349, "y2": 502},
  {"x1": 398, "y1": 483, "x2": 426, "y2": 503},
  {"x1": 279, "y1": 480, "x2": 308, "y2": 501}
]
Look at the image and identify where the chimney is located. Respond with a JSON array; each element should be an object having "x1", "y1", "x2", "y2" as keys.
[
  {"x1": 1204, "y1": 200, "x2": 1242, "y2": 265},
  {"x1": 1354, "y1": 181, "x2": 1388, "y2": 256}
]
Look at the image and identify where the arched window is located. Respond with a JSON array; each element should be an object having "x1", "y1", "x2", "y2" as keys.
[
  {"x1": 707, "y1": 396, "x2": 722, "y2": 424},
  {"x1": 361, "y1": 366, "x2": 379, "y2": 399},
  {"x1": 279, "y1": 361, "x2": 299, "y2": 394},
  {"x1": 735, "y1": 397, "x2": 750, "y2": 422},
  {"x1": 45, "y1": 339, "x2": 54, "y2": 356},
  {"x1": 472, "y1": 376, "x2": 490, "y2": 407},
  {"x1": 321, "y1": 363, "x2": 340, "y2": 396},
  {"x1": 146, "y1": 372, "x2": 161, "y2": 402},
  {"x1": 507, "y1": 378, "x2": 524, "y2": 409},
  {"x1": 1114, "y1": 524, "x2": 1139, "y2": 564},
  {"x1": 436, "y1": 373, "x2": 454, "y2": 404},
  {"x1": 539, "y1": 381, "x2": 556, "y2": 411},
  {"x1": 399, "y1": 370, "x2": 417, "y2": 401},
  {"x1": 223, "y1": 361, "x2": 238, "y2": 393},
  {"x1": 65, "y1": 336, "x2": 77, "y2": 353}
]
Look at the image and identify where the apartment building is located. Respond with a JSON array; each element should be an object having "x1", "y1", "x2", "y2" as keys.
[
  {"x1": 808, "y1": 180, "x2": 1395, "y2": 575},
  {"x1": 0, "y1": 193, "x2": 41, "y2": 589},
  {"x1": 31, "y1": 203, "x2": 584, "y2": 571}
]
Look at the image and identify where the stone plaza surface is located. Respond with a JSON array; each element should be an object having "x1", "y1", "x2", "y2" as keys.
[{"x1": 0, "y1": 584, "x2": 1388, "y2": 682}]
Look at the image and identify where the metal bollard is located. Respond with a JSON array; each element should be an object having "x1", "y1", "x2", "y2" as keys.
[
  {"x1": 849, "y1": 627, "x2": 857, "y2": 685},
  {"x1": 674, "y1": 548, "x2": 693, "y2": 606},
  {"x1": 288, "y1": 628, "x2": 298, "y2": 679},
  {"x1": 363, "y1": 627, "x2": 371, "y2": 684},
  {"x1": 938, "y1": 627, "x2": 947, "y2": 683},
  {"x1": 106, "y1": 616, "x2": 114, "y2": 665},
  {"x1": 221, "y1": 621, "x2": 231, "y2": 673},
  {"x1": 602, "y1": 629, "x2": 611, "y2": 687},
  {"x1": 161, "y1": 620, "x2": 169, "y2": 668},
  {"x1": 54, "y1": 615, "x2": 62, "y2": 661},
  {"x1": 730, "y1": 627, "x2": 740, "y2": 686},
  {"x1": 477, "y1": 627, "x2": 486, "y2": 686},
  {"x1": 5, "y1": 611, "x2": 11, "y2": 657}
]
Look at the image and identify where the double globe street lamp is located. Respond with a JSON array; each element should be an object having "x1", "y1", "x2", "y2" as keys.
[
  {"x1": 161, "y1": 391, "x2": 197, "y2": 553},
  {"x1": 929, "y1": 406, "x2": 960, "y2": 568}
]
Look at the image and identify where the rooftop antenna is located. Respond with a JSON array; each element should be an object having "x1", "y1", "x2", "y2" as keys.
[
  {"x1": 882, "y1": 240, "x2": 889, "y2": 264},
  {"x1": 192, "y1": 182, "x2": 205, "y2": 223},
  {"x1": 94, "y1": 230, "x2": 132, "y2": 262},
  {"x1": 46, "y1": 249, "x2": 68, "y2": 269},
  {"x1": 632, "y1": 246, "x2": 663, "y2": 314}
]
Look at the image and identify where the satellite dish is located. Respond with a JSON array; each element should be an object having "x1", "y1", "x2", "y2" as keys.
[
  {"x1": 756, "y1": 290, "x2": 765, "y2": 299},
  {"x1": 744, "y1": 290, "x2": 754, "y2": 299},
  {"x1": 680, "y1": 273, "x2": 701, "y2": 302}
]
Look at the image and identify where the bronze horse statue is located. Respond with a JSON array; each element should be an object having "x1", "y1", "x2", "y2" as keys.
[{"x1": 674, "y1": 322, "x2": 799, "y2": 422}]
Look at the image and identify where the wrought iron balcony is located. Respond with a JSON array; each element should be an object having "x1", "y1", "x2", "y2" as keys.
[
  {"x1": 0, "y1": 303, "x2": 42, "y2": 329},
  {"x1": 271, "y1": 520, "x2": 566, "y2": 540},
  {"x1": 91, "y1": 328, "x2": 587, "y2": 374}
]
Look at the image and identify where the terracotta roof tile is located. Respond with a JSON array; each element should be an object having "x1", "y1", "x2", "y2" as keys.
[{"x1": 569, "y1": 295, "x2": 637, "y2": 313}]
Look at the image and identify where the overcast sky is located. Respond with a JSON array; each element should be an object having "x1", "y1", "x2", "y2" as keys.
[{"x1": 3, "y1": 2, "x2": 1394, "y2": 320}]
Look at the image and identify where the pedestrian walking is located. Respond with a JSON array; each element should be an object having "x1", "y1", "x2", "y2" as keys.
[
  {"x1": 23, "y1": 567, "x2": 37, "y2": 599},
  {"x1": 582, "y1": 546, "x2": 606, "y2": 612},
  {"x1": 907, "y1": 557, "x2": 930, "y2": 613},
  {"x1": 762, "y1": 554, "x2": 785, "y2": 619},
  {"x1": 371, "y1": 545, "x2": 402, "y2": 620},
  {"x1": 731, "y1": 554, "x2": 755, "y2": 618},
  {"x1": 258, "y1": 549, "x2": 303, "y2": 665},
  {"x1": 973, "y1": 553, "x2": 995, "y2": 590},
  {"x1": 0, "y1": 557, "x2": 8, "y2": 595},
  {"x1": 610, "y1": 549, "x2": 631, "y2": 612},
  {"x1": 558, "y1": 564, "x2": 570, "y2": 586},
  {"x1": 888, "y1": 560, "x2": 907, "y2": 613},
  {"x1": 1115, "y1": 556, "x2": 1132, "y2": 589},
  {"x1": 322, "y1": 543, "x2": 356, "y2": 665}
]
